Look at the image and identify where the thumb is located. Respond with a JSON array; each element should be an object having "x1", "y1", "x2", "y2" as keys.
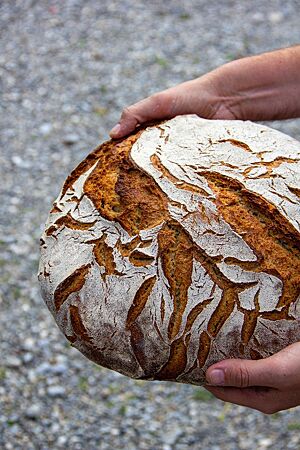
[
  {"x1": 206, "y1": 343, "x2": 300, "y2": 389},
  {"x1": 206, "y1": 358, "x2": 278, "y2": 388}
]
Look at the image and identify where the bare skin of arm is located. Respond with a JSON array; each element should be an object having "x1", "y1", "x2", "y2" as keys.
[{"x1": 109, "y1": 45, "x2": 300, "y2": 138}]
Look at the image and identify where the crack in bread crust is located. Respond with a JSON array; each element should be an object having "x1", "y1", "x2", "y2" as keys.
[
  {"x1": 54, "y1": 264, "x2": 91, "y2": 312},
  {"x1": 201, "y1": 170, "x2": 300, "y2": 311}
]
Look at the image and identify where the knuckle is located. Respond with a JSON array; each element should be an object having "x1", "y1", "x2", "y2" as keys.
[
  {"x1": 150, "y1": 91, "x2": 170, "y2": 112},
  {"x1": 150, "y1": 92, "x2": 164, "y2": 105},
  {"x1": 240, "y1": 366, "x2": 250, "y2": 388},
  {"x1": 229, "y1": 365, "x2": 250, "y2": 388},
  {"x1": 121, "y1": 106, "x2": 134, "y2": 119}
]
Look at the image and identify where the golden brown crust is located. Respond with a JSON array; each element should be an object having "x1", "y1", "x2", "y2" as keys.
[
  {"x1": 54, "y1": 264, "x2": 91, "y2": 312},
  {"x1": 46, "y1": 213, "x2": 96, "y2": 236},
  {"x1": 202, "y1": 170, "x2": 300, "y2": 316},
  {"x1": 82, "y1": 132, "x2": 169, "y2": 236}
]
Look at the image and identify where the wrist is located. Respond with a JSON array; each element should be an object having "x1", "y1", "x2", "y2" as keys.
[
  {"x1": 212, "y1": 59, "x2": 279, "y2": 121},
  {"x1": 198, "y1": 67, "x2": 243, "y2": 120}
]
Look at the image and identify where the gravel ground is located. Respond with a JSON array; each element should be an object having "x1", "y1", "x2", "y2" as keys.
[{"x1": 1, "y1": 1, "x2": 300, "y2": 449}]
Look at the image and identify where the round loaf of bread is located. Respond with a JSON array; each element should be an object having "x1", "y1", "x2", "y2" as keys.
[{"x1": 38, "y1": 115, "x2": 300, "y2": 385}]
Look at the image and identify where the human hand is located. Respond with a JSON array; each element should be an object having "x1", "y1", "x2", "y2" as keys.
[
  {"x1": 109, "y1": 73, "x2": 236, "y2": 139},
  {"x1": 109, "y1": 46, "x2": 300, "y2": 139},
  {"x1": 204, "y1": 342, "x2": 300, "y2": 414}
]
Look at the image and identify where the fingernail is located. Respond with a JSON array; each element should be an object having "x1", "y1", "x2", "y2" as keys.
[
  {"x1": 208, "y1": 369, "x2": 225, "y2": 386},
  {"x1": 109, "y1": 123, "x2": 121, "y2": 137}
]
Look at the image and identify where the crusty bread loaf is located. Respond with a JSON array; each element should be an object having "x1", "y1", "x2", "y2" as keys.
[{"x1": 38, "y1": 115, "x2": 300, "y2": 385}]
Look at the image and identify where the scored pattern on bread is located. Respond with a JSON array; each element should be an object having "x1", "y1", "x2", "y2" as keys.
[{"x1": 39, "y1": 115, "x2": 300, "y2": 385}]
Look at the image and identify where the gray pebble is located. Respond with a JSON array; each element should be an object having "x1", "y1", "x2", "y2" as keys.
[
  {"x1": 22, "y1": 352, "x2": 34, "y2": 364},
  {"x1": 25, "y1": 405, "x2": 42, "y2": 420},
  {"x1": 35, "y1": 362, "x2": 51, "y2": 375},
  {"x1": 39, "y1": 123, "x2": 52, "y2": 135},
  {"x1": 47, "y1": 386, "x2": 66, "y2": 398},
  {"x1": 163, "y1": 428, "x2": 183, "y2": 445},
  {"x1": 11, "y1": 155, "x2": 32, "y2": 169},
  {"x1": 11, "y1": 155, "x2": 23, "y2": 166},
  {"x1": 50, "y1": 363, "x2": 68, "y2": 374},
  {"x1": 5, "y1": 356, "x2": 22, "y2": 368},
  {"x1": 268, "y1": 11, "x2": 284, "y2": 24},
  {"x1": 8, "y1": 424, "x2": 20, "y2": 436},
  {"x1": 57, "y1": 436, "x2": 68, "y2": 446},
  {"x1": 62, "y1": 133, "x2": 80, "y2": 145}
]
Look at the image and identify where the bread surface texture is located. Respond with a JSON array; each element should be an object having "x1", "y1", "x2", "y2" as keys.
[{"x1": 39, "y1": 115, "x2": 300, "y2": 385}]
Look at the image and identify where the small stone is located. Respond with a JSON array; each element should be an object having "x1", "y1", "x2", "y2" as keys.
[
  {"x1": 37, "y1": 86, "x2": 48, "y2": 96},
  {"x1": 7, "y1": 414, "x2": 19, "y2": 425},
  {"x1": 11, "y1": 155, "x2": 23, "y2": 166},
  {"x1": 62, "y1": 133, "x2": 80, "y2": 145},
  {"x1": 62, "y1": 104, "x2": 74, "y2": 113},
  {"x1": 268, "y1": 11, "x2": 284, "y2": 24},
  {"x1": 11, "y1": 155, "x2": 32, "y2": 169},
  {"x1": 259, "y1": 438, "x2": 273, "y2": 448},
  {"x1": 162, "y1": 428, "x2": 182, "y2": 445},
  {"x1": 51, "y1": 423, "x2": 61, "y2": 433},
  {"x1": 252, "y1": 12, "x2": 264, "y2": 22},
  {"x1": 10, "y1": 196, "x2": 21, "y2": 205},
  {"x1": 36, "y1": 362, "x2": 51, "y2": 375},
  {"x1": 55, "y1": 354, "x2": 68, "y2": 363},
  {"x1": 110, "y1": 428, "x2": 120, "y2": 436},
  {"x1": 10, "y1": 242, "x2": 30, "y2": 255},
  {"x1": 38, "y1": 338, "x2": 50, "y2": 349},
  {"x1": 22, "y1": 98, "x2": 33, "y2": 109},
  {"x1": 47, "y1": 385, "x2": 66, "y2": 397},
  {"x1": 25, "y1": 405, "x2": 42, "y2": 420},
  {"x1": 57, "y1": 436, "x2": 68, "y2": 446},
  {"x1": 28, "y1": 369, "x2": 38, "y2": 383},
  {"x1": 1, "y1": 235, "x2": 15, "y2": 244},
  {"x1": 39, "y1": 123, "x2": 52, "y2": 135},
  {"x1": 80, "y1": 101, "x2": 91, "y2": 112},
  {"x1": 22, "y1": 352, "x2": 34, "y2": 364},
  {"x1": 8, "y1": 424, "x2": 20, "y2": 435},
  {"x1": 5, "y1": 356, "x2": 22, "y2": 368},
  {"x1": 35, "y1": 362, "x2": 68, "y2": 375},
  {"x1": 23, "y1": 337, "x2": 35, "y2": 351},
  {"x1": 50, "y1": 363, "x2": 68, "y2": 375},
  {"x1": 7, "y1": 205, "x2": 19, "y2": 215}
]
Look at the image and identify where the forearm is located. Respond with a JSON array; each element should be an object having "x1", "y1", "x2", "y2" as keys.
[{"x1": 210, "y1": 45, "x2": 300, "y2": 121}]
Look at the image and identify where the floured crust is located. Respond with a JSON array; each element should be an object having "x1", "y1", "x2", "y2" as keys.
[{"x1": 38, "y1": 115, "x2": 300, "y2": 385}]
